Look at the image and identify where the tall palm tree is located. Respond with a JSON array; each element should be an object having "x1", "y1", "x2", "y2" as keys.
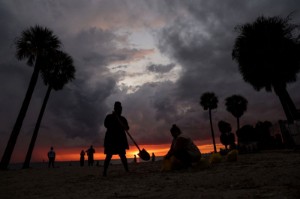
[
  {"x1": 232, "y1": 15, "x2": 300, "y2": 123},
  {"x1": 225, "y1": 95, "x2": 248, "y2": 131},
  {"x1": 23, "y1": 50, "x2": 75, "y2": 169},
  {"x1": 200, "y1": 92, "x2": 218, "y2": 153},
  {"x1": 0, "y1": 25, "x2": 61, "y2": 170}
]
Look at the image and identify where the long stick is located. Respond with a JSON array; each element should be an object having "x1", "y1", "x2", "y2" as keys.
[
  {"x1": 115, "y1": 114, "x2": 142, "y2": 152},
  {"x1": 124, "y1": 129, "x2": 141, "y2": 152}
]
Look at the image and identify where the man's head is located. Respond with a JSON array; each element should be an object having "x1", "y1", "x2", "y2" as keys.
[{"x1": 114, "y1": 101, "x2": 122, "y2": 115}]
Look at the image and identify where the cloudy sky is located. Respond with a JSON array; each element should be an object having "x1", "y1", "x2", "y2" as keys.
[{"x1": 1, "y1": 0, "x2": 300, "y2": 162}]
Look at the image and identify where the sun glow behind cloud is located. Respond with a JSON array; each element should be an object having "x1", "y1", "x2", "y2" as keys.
[
  {"x1": 109, "y1": 53, "x2": 181, "y2": 93},
  {"x1": 107, "y1": 29, "x2": 182, "y2": 93}
]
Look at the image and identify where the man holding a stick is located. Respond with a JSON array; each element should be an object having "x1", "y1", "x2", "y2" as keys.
[{"x1": 103, "y1": 101, "x2": 129, "y2": 176}]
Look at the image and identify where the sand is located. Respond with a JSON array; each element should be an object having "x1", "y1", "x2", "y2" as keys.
[{"x1": 0, "y1": 149, "x2": 299, "y2": 199}]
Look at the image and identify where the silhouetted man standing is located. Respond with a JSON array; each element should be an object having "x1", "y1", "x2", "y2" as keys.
[
  {"x1": 47, "y1": 146, "x2": 56, "y2": 168},
  {"x1": 86, "y1": 145, "x2": 95, "y2": 166},
  {"x1": 80, "y1": 150, "x2": 85, "y2": 167},
  {"x1": 152, "y1": 153, "x2": 156, "y2": 162},
  {"x1": 103, "y1": 101, "x2": 129, "y2": 176}
]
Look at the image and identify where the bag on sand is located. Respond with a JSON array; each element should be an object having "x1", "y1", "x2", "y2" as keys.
[
  {"x1": 209, "y1": 153, "x2": 222, "y2": 164},
  {"x1": 226, "y1": 149, "x2": 238, "y2": 162},
  {"x1": 161, "y1": 156, "x2": 177, "y2": 171}
]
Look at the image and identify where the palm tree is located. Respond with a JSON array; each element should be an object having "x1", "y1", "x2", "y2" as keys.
[
  {"x1": 0, "y1": 25, "x2": 61, "y2": 170},
  {"x1": 225, "y1": 95, "x2": 248, "y2": 131},
  {"x1": 200, "y1": 92, "x2": 218, "y2": 153},
  {"x1": 232, "y1": 15, "x2": 300, "y2": 123},
  {"x1": 23, "y1": 50, "x2": 75, "y2": 169}
]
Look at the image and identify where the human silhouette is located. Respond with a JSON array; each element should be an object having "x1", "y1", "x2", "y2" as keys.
[
  {"x1": 164, "y1": 124, "x2": 201, "y2": 170},
  {"x1": 80, "y1": 150, "x2": 85, "y2": 167},
  {"x1": 47, "y1": 146, "x2": 56, "y2": 168},
  {"x1": 103, "y1": 101, "x2": 129, "y2": 176},
  {"x1": 86, "y1": 145, "x2": 95, "y2": 166},
  {"x1": 133, "y1": 155, "x2": 137, "y2": 163},
  {"x1": 151, "y1": 153, "x2": 156, "y2": 162}
]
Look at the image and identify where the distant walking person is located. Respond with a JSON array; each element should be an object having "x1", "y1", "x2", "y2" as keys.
[
  {"x1": 103, "y1": 101, "x2": 130, "y2": 176},
  {"x1": 47, "y1": 147, "x2": 56, "y2": 168},
  {"x1": 80, "y1": 150, "x2": 85, "y2": 167},
  {"x1": 86, "y1": 145, "x2": 95, "y2": 166}
]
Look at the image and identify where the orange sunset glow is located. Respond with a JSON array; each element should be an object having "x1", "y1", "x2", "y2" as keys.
[{"x1": 32, "y1": 143, "x2": 224, "y2": 163}]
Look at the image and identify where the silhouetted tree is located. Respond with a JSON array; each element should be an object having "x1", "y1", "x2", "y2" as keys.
[
  {"x1": 23, "y1": 50, "x2": 75, "y2": 169},
  {"x1": 225, "y1": 95, "x2": 248, "y2": 131},
  {"x1": 218, "y1": 120, "x2": 235, "y2": 150},
  {"x1": 255, "y1": 121, "x2": 273, "y2": 149},
  {"x1": 200, "y1": 92, "x2": 218, "y2": 153},
  {"x1": 0, "y1": 26, "x2": 61, "y2": 169},
  {"x1": 232, "y1": 15, "x2": 300, "y2": 123},
  {"x1": 236, "y1": 124, "x2": 256, "y2": 153}
]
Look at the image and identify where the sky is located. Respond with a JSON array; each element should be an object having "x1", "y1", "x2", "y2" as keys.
[{"x1": 1, "y1": 0, "x2": 300, "y2": 163}]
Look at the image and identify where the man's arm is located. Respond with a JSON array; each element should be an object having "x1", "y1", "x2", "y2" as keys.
[{"x1": 121, "y1": 117, "x2": 129, "y2": 131}]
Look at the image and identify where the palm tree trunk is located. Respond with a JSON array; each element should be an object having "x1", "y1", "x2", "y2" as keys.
[
  {"x1": 273, "y1": 85, "x2": 294, "y2": 123},
  {"x1": 0, "y1": 63, "x2": 40, "y2": 170},
  {"x1": 281, "y1": 87, "x2": 299, "y2": 121},
  {"x1": 236, "y1": 117, "x2": 240, "y2": 146},
  {"x1": 209, "y1": 109, "x2": 217, "y2": 153},
  {"x1": 23, "y1": 86, "x2": 52, "y2": 169}
]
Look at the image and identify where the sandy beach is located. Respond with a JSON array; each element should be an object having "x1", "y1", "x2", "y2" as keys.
[{"x1": 0, "y1": 149, "x2": 299, "y2": 199}]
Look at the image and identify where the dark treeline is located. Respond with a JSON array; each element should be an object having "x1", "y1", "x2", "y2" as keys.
[
  {"x1": 219, "y1": 120, "x2": 284, "y2": 154},
  {"x1": 201, "y1": 14, "x2": 300, "y2": 154}
]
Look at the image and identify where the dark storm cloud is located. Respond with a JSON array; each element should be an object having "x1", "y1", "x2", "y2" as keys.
[
  {"x1": 111, "y1": 65, "x2": 128, "y2": 70},
  {"x1": 121, "y1": 81, "x2": 179, "y2": 144},
  {"x1": 149, "y1": 0, "x2": 300, "y2": 144},
  {"x1": 32, "y1": 26, "x2": 125, "y2": 145},
  {"x1": 31, "y1": 26, "x2": 155, "y2": 146},
  {"x1": 147, "y1": 63, "x2": 175, "y2": 74},
  {"x1": 45, "y1": 77, "x2": 116, "y2": 140},
  {"x1": 0, "y1": 0, "x2": 159, "y2": 155}
]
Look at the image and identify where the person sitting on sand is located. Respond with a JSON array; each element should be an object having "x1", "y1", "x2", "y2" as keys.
[
  {"x1": 47, "y1": 146, "x2": 56, "y2": 168},
  {"x1": 164, "y1": 124, "x2": 201, "y2": 170},
  {"x1": 103, "y1": 101, "x2": 130, "y2": 176}
]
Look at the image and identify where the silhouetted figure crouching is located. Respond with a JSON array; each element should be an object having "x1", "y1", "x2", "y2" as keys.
[{"x1": 163, "y1": 124, "x2": 201, "y2": 170}]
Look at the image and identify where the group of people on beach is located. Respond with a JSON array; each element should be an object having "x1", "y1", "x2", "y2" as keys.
[
  {"x1": 47, "y1": 145, "x2": 96, "y2": 168},
  {"x1": 102, "y1": 101, "x2": 201, "y2": 176},
  {"x1": 47, "y1": 101, "x2": 202, "y2": 175},
  {"x1": 80, "y1": 145, "x2": 96, "y2": 167}
]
